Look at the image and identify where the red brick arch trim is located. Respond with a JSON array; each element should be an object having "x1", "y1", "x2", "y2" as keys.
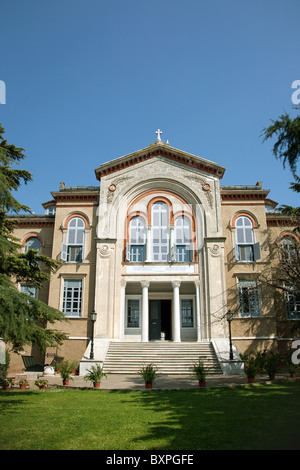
[
  {"x1": 22, "y1": 233, "x2": 44, "y2": 248},
  {"x1": 64, "y1": 213, "x2": 89, "y2": 229},
  {"x1": 147, "y1": 196, "x2": 174, "y2": 225},
  {"x1": 278, "y1": 231, "x2": 300, "y2": 244},
  {"x1": 231, "y1": 212, "x2": 258, "y2": 228}
]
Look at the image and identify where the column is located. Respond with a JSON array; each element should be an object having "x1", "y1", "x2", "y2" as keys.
[
  {"x1": 195, "y1": 281, "x2": 202, "y2": 342},
  {"x1": 141, "y1": 281, "x2": 150, "y2": 342},
  {"x1": 120, "y1": 280, "x2": 127, "y2": 341},
  {"x1": 172, "y1": 281, "x2": 181, "y2": 342}
]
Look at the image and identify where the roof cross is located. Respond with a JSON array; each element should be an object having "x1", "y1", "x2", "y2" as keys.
[{"x1": 156, "y1": 129, "x2": 162, "y2": 141}]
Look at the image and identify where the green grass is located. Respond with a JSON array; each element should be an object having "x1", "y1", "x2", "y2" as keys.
[{"x1": 0, "y1": 382, "x2": 300, "y2": 450}]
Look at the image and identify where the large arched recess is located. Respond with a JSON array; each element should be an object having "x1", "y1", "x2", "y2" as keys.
[{"x1": 111, "y1": 177, "x2": 207, "y2": 252}]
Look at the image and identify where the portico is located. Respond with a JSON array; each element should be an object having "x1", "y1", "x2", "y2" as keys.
[{"x1": 120, "y1": 278, "x2": 203, "y2": 343}]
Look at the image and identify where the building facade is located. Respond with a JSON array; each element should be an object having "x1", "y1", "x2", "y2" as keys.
[{"x1": 8, "y1": 133, "x2": 300, "y2": 373}]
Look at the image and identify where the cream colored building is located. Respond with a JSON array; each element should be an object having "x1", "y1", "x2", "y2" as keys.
[{"x1": 8, "y1": 133, "x2": 300, "y2": 374}]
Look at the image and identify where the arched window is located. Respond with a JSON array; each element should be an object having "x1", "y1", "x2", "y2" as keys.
[
  {"x1": 235, "y1": 216, "x2": 260, "y2": 262},
  {"x1": 174, "y1": 216, "x2": 193, "y2": 262},
  {"x1": 127, "y1": 216, "x2": 146, "y2": 262},
  {"x1": 24, "y1": 236, "x2": 41, "y2": 253},
  {"x1": 151, "y1": 202, "x2": 170, "y2": 261},
  {"x1": 62, "y1": 217, "x2": 85, "y2": 262}
]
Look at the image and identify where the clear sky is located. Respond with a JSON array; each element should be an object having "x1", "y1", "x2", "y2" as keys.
[{"x1": 1, "y1": 0, "x2": 299, "y2": 213}]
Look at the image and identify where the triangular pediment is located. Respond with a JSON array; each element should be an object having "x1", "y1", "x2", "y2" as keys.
[{"x1": 95, "y1": 140, "x2": 225, "y2": 180}]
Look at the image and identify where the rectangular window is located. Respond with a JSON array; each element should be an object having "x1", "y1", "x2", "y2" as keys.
[
  {"x1": 239, "y1": 280, "x2": 260, "y2": 317},
  {"x1": 62, "y1": 280, "x2": 82, "y2": 317},
  {"x1": 236, "y1": 242, "x2": 261, "y2": 262},
  {"x1": 181, "y1": 299, "x2": 194, "y2": 327},
  {"x1": 175, "y1": 245, "x2": 193, "y2": 262},
  {"x1": 20, "y1": 285, "x2": 37, "y2": 298},
  {"x1": 67, "y1": 245, "x2": 83, "y2": 263},
  {"x1": 127, "y1": 299, "x2": 140, "y2": 327},
  {"x1": 286, "y1": 289, "x2": 300, "y2": 319},
  {"x1": 130, "y1": 245, "x2": 145, "y2": 262}
]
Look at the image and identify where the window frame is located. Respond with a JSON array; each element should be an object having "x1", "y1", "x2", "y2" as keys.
[
  {"x1": 62, "y1": 216, "x2": 86, "y2": 263},
  {"x1": 126, "y1": 296, "x2": 141, "y2": 328},
  {"x1": 174, "y1": 215, "x2": 193, "y2": 262},
  {"x1": 20, "y1": 284, "x2": 38, "y2": 298},
  {"x1": 180, "y1": 296, "x2": 195, "y2": 328},
  {"x1": 127, "y1": 216, "x2": 147, "y2": 262},
  {"x1": 62, "y1": 279, "x2": 83, "y2": 317},
  {"x1": 234, "y1": 215, "x2": 261, "y2": 262},
  {"x1": 238, "y1": 279, "x2": 260, "y2": 317},
  {"x1": 286, "y1": 288, "x2": 300, "y2": 320},
  {"x1": 151, "y1": 201, "x2": 170, "y2": 262},
  {"x1": 24, "y1": 236, "x2": 41, "y2": 253}
]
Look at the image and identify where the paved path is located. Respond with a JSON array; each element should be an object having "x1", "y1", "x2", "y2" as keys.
[{"x1": 15, "y1": 372, "x2": 299, "y2": 390}]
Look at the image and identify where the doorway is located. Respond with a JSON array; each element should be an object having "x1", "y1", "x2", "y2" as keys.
[{"x1": 149, "y1": 299, "x2": 172, "y2": 340}]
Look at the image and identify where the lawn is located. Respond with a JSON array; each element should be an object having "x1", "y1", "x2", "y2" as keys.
[{"x1": 0, "y1": 382, "x2": 300, "y2": 450}]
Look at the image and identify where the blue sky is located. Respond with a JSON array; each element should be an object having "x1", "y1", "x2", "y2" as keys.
[{"x1": 1, "y1": 0, "x2": 299, "y2": 213}]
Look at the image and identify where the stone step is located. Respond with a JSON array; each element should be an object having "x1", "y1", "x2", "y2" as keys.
[{"x1": 103, "y1": 341, "x2": 222, "y2": 375}]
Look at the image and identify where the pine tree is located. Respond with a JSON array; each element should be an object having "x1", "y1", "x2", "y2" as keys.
[{"x1": 0, "y1": 123, "x2": 67, "y2": 353}]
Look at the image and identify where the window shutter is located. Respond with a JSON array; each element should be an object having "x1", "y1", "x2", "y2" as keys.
[
  {"x1": 235, "y1": 244, "x2": 240, "y2": 261},
  {"x1": 253, "y1": 242, "x2": 261, "y2": 261},
  {"x1": 126, "y1": 243, "x2": 131, "y2": 261},
  {"x1": 61, "y1": 243, "x2": 67, "y2": 261}
]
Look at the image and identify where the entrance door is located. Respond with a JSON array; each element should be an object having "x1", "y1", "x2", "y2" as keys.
[{"x1": 149, "y1": 300, "x2": 172, "y2": 340}]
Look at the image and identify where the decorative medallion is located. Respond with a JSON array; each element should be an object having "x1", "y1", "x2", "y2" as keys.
[{"x1": 109, "y1": 184, "x2": 117, "y2": 192}]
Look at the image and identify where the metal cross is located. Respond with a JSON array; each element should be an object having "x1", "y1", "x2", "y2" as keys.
[{"x1": 156, "y1": 129, "x2": 162, "y2": 141}]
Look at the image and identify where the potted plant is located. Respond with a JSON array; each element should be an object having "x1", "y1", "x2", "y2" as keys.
[
  {"x1": 60, "y1": 361, "x2": 73, "y2": 386},
  {"x1": 55, "y1": 362, "x2": 63, "y2": 375},
  {"x1": 241, "y1": 354, "x2": 260, "y2": 383},
  {"x1": 35, "y1": 378, "x2": 48, "y2": 390},
  {"x1": 285, "y1": 355, "x2": 299, "y2": 379},
  {"x1": 0, "y1": 377, "x2": 14, "y2": 390},
  {"x1": 18, "y1": 378, "x2": 29, "y2": 390},
  {"x1": 70, "y1": 360, "x2": 78, "y2": 375},
  {"x1": 139, "y1": 364, "x2": 159, "y2": 388},
  {"x1": 84, "y1": 364, "x2": 108, "y2": 388},
  {"x1": 264, "y1": 351, "x2": 282, "y2": 380},
  {"x1": 192, "y1": 359, "x2": 207, "y2": 387}
]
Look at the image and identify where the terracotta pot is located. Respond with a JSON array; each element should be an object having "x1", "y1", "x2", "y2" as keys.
[
  {"x1": 63, "y1": 379, "x2": 69, "y2": 386},
  {"x1": 145, "y1": 382, "x2": 152, "y2": 389},
  {"x1": 3, "y1": 385, "x2": 9, "y2": 390},
  {"x1": 93, "y1": 382, "x2": 100, "y2": 388},
  {"x1": 199, "y1": 381, "x2": 206, "y2": 388},
  {"x1": 248, "y1": 378, "x2": 255, "y2": 384},
  {"x1": 20, "y1": 384, "x2": 26, "y2": 390},
  {"x1": 290, "y1": 373, "x2": 296, "y2": 379},
  {"x1": 39, "y1": 385, "x2": 46, "y2": 390},
  {"x1": 56, "y1": 370, "x2": 60, "y2": 375}
]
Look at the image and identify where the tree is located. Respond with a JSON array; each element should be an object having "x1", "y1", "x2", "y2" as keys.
[
  {"x1": 0, "y1": 123, "x2": 67, "y2": 353},
  {"x1": 262, "y1": 105, "x2": 300, "y2": 177}
]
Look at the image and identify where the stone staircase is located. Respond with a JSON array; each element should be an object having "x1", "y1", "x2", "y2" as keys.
[{"x1": 103, "y1": 341, "x2": 223, "y2": 375}]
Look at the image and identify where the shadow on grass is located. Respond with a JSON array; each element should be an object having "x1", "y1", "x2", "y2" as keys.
[
  {"x1": 114, "y1": 383, "x2": 300, "y2": 450},
  {"x1": 0, "y1": 390, "x2": 37, "y2": 415}
]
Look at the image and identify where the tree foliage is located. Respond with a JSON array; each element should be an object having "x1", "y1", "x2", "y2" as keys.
[
  {"x1": 0, "y1": 123, "x2": 67, "y2": 353},
  {"x1": 262, "y1": 105, "x2": 300, "y2": 177}
]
